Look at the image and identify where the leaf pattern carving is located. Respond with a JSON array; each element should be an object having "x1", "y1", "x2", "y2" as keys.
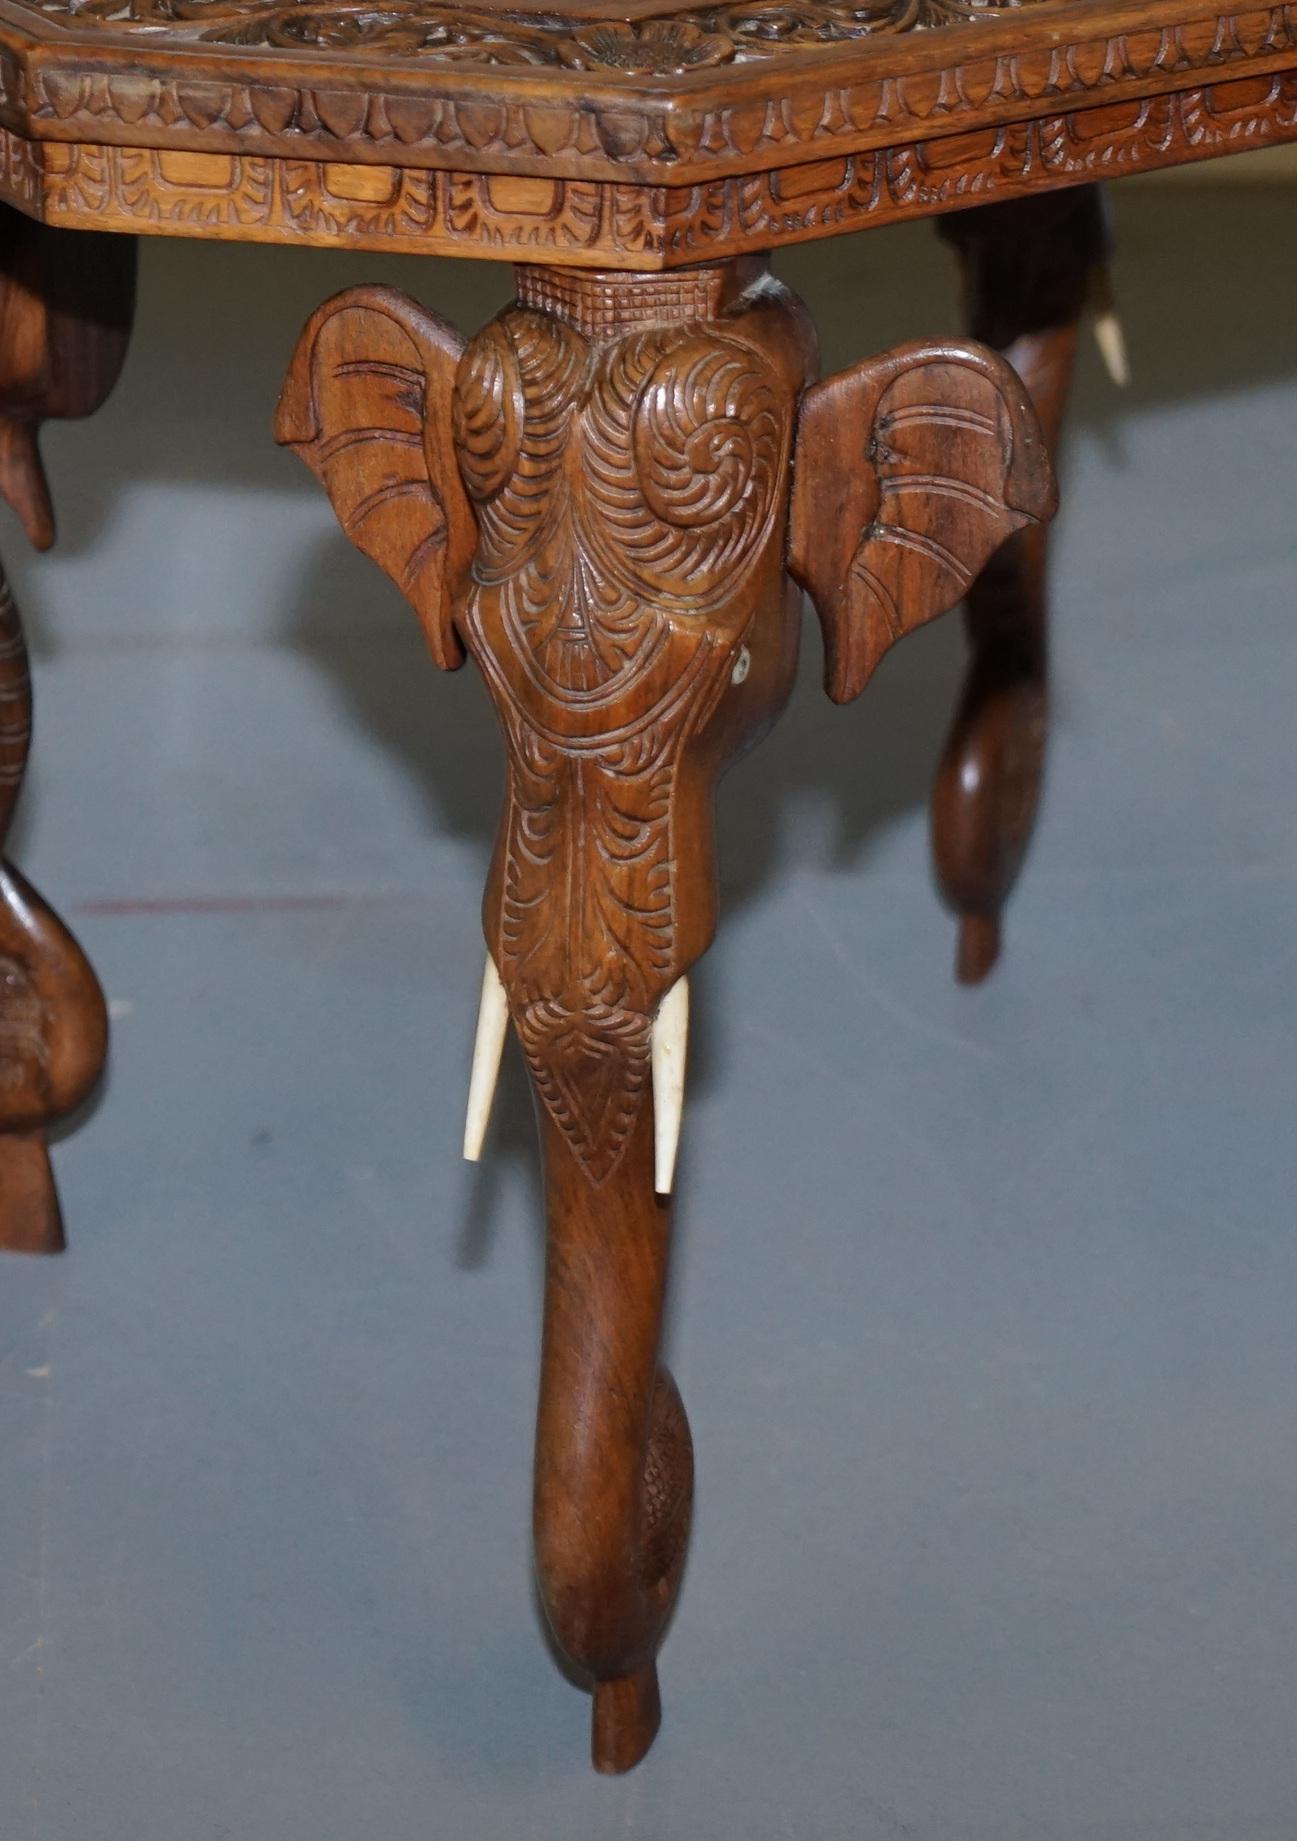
[{"x1": 33, "y1": 0, "x2": 1053, "y2": 68}]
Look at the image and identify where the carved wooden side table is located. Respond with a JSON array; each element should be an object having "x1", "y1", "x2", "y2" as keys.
[{"x1": 1, "y1": 0, "x2": 1291, "y2": 1772}]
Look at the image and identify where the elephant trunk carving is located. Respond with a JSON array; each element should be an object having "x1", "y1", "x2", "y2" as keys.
[
  {"x1": 532, "y1": 1102, "x2": 687, "y2": 1761},
  {"x1": 456, "y1": 274, "x2": 811, "y2": 1766},
  {"x1": 276, "y1": 257, "x2": 1055, "y2": 1771}
]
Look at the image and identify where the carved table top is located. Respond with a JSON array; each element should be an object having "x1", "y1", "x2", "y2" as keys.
[{"x1": 2, "y1": 0, "x2": 1296, "y2": 262}]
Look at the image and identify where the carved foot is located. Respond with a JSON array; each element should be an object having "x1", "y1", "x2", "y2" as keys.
[
  {"x1": 0, "y1": 1128, "x2": 63, "y2": 1253},
  {"x1": 593, "y1": 1663, "x2": 661, "y2": 1775},
  {"x1": 932, "y1": 188, "x2": 1109, "y2": 982},
  {"x1": 278, "y1": 257, "x2": 1054, "y2": 1768},
  {"x1": 0, "y1": 208, "x2": 134, "y2": 1251}
]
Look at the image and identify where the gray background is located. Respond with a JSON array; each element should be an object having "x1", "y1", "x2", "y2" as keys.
[{"x1": 2, "y1": 180, "x2": 1295, "y2": 1840}]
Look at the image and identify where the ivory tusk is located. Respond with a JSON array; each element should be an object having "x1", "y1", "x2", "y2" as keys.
[
  {"x1": 1093, "y1": 309, "x2": 1130, "y2": 389},
  {"x1": 652, "y1": 976, "x2": 689, "y2": 1196},
  {"x1": 1088, "y1": 263, "x2": 1129, "y2": 390},
  {"x1": 464, "y1": 953, "x2": 509, "y2": 1162}
]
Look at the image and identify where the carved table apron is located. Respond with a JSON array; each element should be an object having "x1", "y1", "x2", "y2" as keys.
[{"x1": 0, "y1": 0, "x2": 1290, "y2": 1773}]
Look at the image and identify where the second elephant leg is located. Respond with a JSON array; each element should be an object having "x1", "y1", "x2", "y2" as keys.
[
  {"x1": 932, "y1": 187, "x2": 1109, "y2": 983},
  {"x1": 0, "y1": 208, "x2": 135, "y2": 1252}
]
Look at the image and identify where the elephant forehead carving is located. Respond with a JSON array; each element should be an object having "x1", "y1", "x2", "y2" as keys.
[
  {"x1": 452, "y1": 306, "x2": 788, "y2": 710},
  {"x1": 447, "y1": 301, "x2": 796, "y2": 1186}
]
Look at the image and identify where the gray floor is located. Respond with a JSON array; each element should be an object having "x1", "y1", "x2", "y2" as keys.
[{"x1": 2, "y1": 185, "x2": 1295, "y2": 1841}]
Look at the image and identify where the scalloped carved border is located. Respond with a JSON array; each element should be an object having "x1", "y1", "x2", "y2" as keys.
[
  {"x1": 0, "y1": 0, "x2": 1295, "y2": 180},
  {"x1": 2, "y1": 70, "x2": 1296, "y2": 261},
  {"x1": 661, "y1": 73, "x2": 1297, "y2": 253},
  {"x1": 0, "y1": 138, "x2": 665, "y2": 253}
]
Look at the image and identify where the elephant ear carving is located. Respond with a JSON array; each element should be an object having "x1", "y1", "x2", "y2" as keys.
[
  {"x1": 789, "y1": 340, "x2": 1056, "y2": 703},
  {"x1": 274, "y1": 285, "x2": 475, "y2": 671}
]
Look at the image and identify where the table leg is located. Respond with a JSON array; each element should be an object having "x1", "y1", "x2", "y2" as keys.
[
  {"x1": 276, "y1": 258, "x2": 1054, "y2": 1769},
  {"x1": 932, "y1": 188, "x2": 1110, "y2": 983},
  {"x1": 0, "y1": 207, "x2": 135, "y2": 1252}
]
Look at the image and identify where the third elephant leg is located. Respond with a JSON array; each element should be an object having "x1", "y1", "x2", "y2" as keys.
[{"x1": 931, "y1": 187, "x2": 1110, "y2": 983}]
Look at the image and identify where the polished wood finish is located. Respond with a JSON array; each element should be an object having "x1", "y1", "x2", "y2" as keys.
[
  {"x1": 931, "y1": 185, "x2": 1105, "y2": 981},
  {"x1": 0, "y1": 0, "x2": 1294, "y2": 262},
  {"x1": 277, "y1": 257, "x2": 1055, "y2": 1766},
  {"x1": 0, "y1": 204, "x2": 133, "y2": 1252}
]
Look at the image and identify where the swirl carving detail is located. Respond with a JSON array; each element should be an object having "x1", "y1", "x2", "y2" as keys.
[{"x1": 453, "y1": 301, "x2": 791, "y2": 1181}]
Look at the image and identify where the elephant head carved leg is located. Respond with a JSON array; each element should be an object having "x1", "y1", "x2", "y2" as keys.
[
  {"x1": 277, "y1": 256, "x2": 1055, "y2": 1771},
  {"x1": 0, "y1": 207, "x2": 135, "y2": 1254},
  {"x1": 931, "y1": 188, "x2": 1112, "y2": 982}
]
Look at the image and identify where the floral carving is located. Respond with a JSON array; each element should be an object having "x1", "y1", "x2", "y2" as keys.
[
  {"x1": 30, "y1": 0, "x2": 1051, "y2": 65},
  {"x1": 560, "y1": 20, "x2": 731, "y2": 73}
]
